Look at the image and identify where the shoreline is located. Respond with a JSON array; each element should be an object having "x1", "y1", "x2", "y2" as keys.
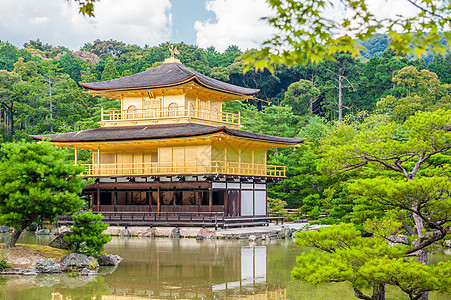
[{"x1": 102, "y1": 222, "x2": 318, "y2": 239}]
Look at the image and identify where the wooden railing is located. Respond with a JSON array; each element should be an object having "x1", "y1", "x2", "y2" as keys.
[
  {"x1": 101, "y1": 106, "x2": 240, "y2": 125},
  {"x1": 58, "y1": 211, "x2": 226, "y2": 227},
  {"x1": 81, "y1": 161, "x2": 286, "y2": 177}
]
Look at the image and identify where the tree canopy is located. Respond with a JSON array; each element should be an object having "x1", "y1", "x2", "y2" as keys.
[{"x1": 0, "y1": 141, "x2": 88, "y2": 247}]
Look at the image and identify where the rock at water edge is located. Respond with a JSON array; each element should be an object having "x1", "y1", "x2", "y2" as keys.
[
  {"x1": 36, "y1": 228, "x2": 51, "y2": 235},
  {"x1": 48, "y1": 232, "x2": 74, "y2": 250},
  {"x1": 79, "y1": 268, "x2": 98, "y2": 276},
  {"x1": 170, "y1": 227, "x2": 181, "y2": 238},
  {"x1": 97, "y1": 254, "x2": 123, "y2": 266},
  {"x1": 59, "y1": 253, "x2": 99, "y2": 271},
  {"x1": 28, "y1": 258, "x2": 62, "y2": 273},
  {"x1": 0, "y1": 226, "x2": 10, "y2": 233}
]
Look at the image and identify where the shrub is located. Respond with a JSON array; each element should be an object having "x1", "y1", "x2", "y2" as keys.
[
  {"x1": 0, "y1": 249, "x2": 11, "y2": 271},
  {"x1": 267, "y1": 197, "x2": 287, "y2": 217},
  {"x1": 64, "y1": 210, "x2": 111, "y2": 257}
]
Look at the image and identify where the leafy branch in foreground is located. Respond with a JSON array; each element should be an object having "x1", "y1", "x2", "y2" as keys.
[
  {"x1": 70, "y1": 0, "x2": 98, "y2": 17},
  {"x1": 249, "y1": 0, "x2": 451, "y2": 70}
]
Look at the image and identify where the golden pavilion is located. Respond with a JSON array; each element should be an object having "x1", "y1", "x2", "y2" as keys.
[{"x1": 31, "y1": 55, "x2": 303, "y2": 227}]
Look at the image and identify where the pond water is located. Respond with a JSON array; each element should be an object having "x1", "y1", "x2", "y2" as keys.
[{"x1": 0, "y1": 234, "x2": 449, "y2": 299}]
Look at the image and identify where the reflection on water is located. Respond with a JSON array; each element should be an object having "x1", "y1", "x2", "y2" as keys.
[
  {"x1": 0, "y1": 234, "x2": 449, "y2": 300},
  {"x1": 101, "y1": 238, "x2": 283, "y2": 299}
]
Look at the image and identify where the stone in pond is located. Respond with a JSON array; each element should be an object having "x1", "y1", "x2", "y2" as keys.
[
  {"x1": 36, "y1": 228, "x2": 51, "y2": 235},
  {"x1": 28, "y1": 258, "x2": 62, "y2": 273},
  {"x1": 59, "y1": 253, "x2": 99, "y2": 271},
  {"x1": 97, "y1": 254, "x2": 123, "y2": 266},
  {"x1": 79, "y1": 268, "x2": 98, "y2": 276},
  {"x1": 170, "y1": 227, "x2": 181, "y2": 238},
  {"x1": 48, "y1": 232, "x2": 74, "y2": 250}
]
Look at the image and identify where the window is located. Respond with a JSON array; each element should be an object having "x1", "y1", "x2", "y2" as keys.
[
  {"x1": 127, "y1": 105, "x2": 137, "y2": 119},
  {"x1": 143, "y1": 99, "x2": 160, "y2": 117},
  {"x1": 168, "y1": 102, "x2": 178, "y2": 117}
]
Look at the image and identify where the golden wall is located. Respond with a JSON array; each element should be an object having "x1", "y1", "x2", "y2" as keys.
[{"x1": 92, "y1": 143, "x2": 266, "y2": 166}]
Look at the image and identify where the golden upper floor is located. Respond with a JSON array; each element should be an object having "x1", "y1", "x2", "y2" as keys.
[{"x1": 80, "y1": 59, "x2": 260, "y2": 129}]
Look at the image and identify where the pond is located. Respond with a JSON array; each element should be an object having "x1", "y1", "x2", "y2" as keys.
[{"x1": 0, "y1": 234, "x2": 449, "y2": 299}]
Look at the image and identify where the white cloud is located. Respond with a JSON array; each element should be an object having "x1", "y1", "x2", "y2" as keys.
[
  {"x1": 194, "y1": 0, "x2": 275, "y2": 52},
  {"x1": 0, "y1": 0, "x2": 172, "y2": 50},
  {"x1": 194, "y1": 0, "x2": 424, "y2": 52},
  {"x1": 28, "y1": 17, "x2": 50, "y2": 25}
]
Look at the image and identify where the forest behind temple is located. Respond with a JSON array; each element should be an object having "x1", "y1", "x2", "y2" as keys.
[{"x1": 1, "y1": 34, "x2": 450, "y2": 221}]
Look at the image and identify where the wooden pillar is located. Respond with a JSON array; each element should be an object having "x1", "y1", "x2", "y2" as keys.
[
  {"x1": 148, "y1": 189, "x2": 151, "y2": 212},
  {"x1": 238, "y1": 190, "x2": 241, "y2": 217},
  {"x1": 157, "y1": 183, "x2": 161, "y2": 213},
  {"x1": 92, "y1": 152, "x2": 95, "y2": 173},
  {"x1": 224, "y1": 146, "x2": 227, "y2": 173},
  {"x1": 97, "y1": 147, "x2": 101, "y2": 176},
  {"x1": 253, "y1": 182, "x2": 255, "y2": 216},
  {"x1": 90, "y1": 192, "x2": 94, "y2": 209},
  {"x1": 173, "y1": 189, "x2": 176, "y2": 212},
  {"x1": 74, "y1": 147, "x2": 78, "y2": 165},
  {"x1": 209, "y1": 182, "x2": 213, "y2": 212},
  {"x1": 96, "y1": 184, "x2": 101, "y2": 212},
  {"x1": 224, "y1": 189, "x2": 228, "y2": 217},
  {"x1": 252, "y1": 149, "x2": 254, "y2": 174},
  {"x1": 196, "y1": 189, "x2": 200, "y2": 212},
  {"x1": 113, "y1": 189, "x2": 117, "y2": 212}
]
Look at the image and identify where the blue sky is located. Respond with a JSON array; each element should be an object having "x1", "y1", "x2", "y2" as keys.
[{"x1": 170, "y1": 0, "x2": 216, "y2": 44}]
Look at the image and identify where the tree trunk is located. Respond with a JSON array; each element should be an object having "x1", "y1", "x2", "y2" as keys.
[
  {"x1": 408, "y1": 176, "x2": 429, "y2": 300},
  {"x1": 417, "y1": 248, "x2": 429, "y2": 300},
  {"x1": 354, "y1": 287, "x2": 372, "y2": 300},
  {"x1": 338, "y1": 75, "x2": 343, "y2": 122},
  {"x1": 372, "y1": 283, "x2": 385, "y2": 300},
  {"x1": 10, "y1": 102, "x2": 14, "y2": 137},
  {"x1": 4, "y1": 228, "x2": 22, "y2": 248}
]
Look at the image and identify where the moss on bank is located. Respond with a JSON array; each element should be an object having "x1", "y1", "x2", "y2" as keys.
[{"x1": 1, "y1": 243, "x2": 67, "y2": 268}]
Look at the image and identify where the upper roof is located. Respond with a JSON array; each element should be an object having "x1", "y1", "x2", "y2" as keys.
[
  {"x1": 79, "y1": 62, "x2": 260, "y2": 96},
  {"x1": 30, "y1": 123, "x2": 304, "y2": 145}
]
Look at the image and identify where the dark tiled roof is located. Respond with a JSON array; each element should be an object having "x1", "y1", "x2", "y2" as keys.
[
  {"x1": 30, "y1": 123, "x2": 304, "y2": 144},
  {"x1": 79, "y1": 62, "x2": 259, "y2": 96}
]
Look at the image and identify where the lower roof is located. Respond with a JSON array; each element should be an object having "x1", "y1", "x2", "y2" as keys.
[{"x1": 30, "y1": 123, "x2": 304, "y2": 145}]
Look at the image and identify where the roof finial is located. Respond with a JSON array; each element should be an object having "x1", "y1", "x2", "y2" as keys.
[
  {"x1": 164, "y1": 45, "x2": 181, "y2": 63},
  {"x1": 169, "y1": 45, "x2": 179, "y2": 58}
]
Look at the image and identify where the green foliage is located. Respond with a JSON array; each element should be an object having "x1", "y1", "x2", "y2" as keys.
[
  {"x1": 0, "y1": 249, "x2": 11, "y2": 271},
  {"x1": 292, "y1": 223, "x2": 451, "y2": 299},
  {"x1": 267, "y1": 197, "x2": 287, "y2": 217},
  {"x1": 283, "y1": 79, "x2": 320, "y2": 115},
  {"x1": 64, "y1": 210, "x2": 111, "y2": 257},
  {"x1": 319, "y1": 109, "x2": 451, "y2": 178},
  {"x1": 348, "y1": 176, "x2": 451, "y2": 254},
  {"x1": 0, "y1": 141, "x2": 87, "y2": 247},
  {"x1": 101, "y1": 59, "x2": 120, "y2": 81},
  {"x1": 74, "y1": 0, "x2": 98, "y2": 17},
  {"x1": 250, "y1": 0, "x2": 451, "y2": 69}
]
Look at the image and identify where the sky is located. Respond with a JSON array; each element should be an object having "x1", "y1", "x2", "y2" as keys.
[
  {"x1": 0, "y1": 0, "x2": 420, "y2": 53},
  {"x1": 0, "y1": 0, "x2": 275, "y2": 52}
]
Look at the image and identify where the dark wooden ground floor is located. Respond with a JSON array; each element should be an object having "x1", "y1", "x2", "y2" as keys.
[{"x1": 75, "y1": 175, "x2": 283, "y2": 227}]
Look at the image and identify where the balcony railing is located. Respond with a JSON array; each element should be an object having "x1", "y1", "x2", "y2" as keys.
[
  {"x1": 82, "y1": 161, "x2": 286, "y2": 177},
  {"x1": 101, "y1": 107, "x2": 240, "y2": 125}
]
